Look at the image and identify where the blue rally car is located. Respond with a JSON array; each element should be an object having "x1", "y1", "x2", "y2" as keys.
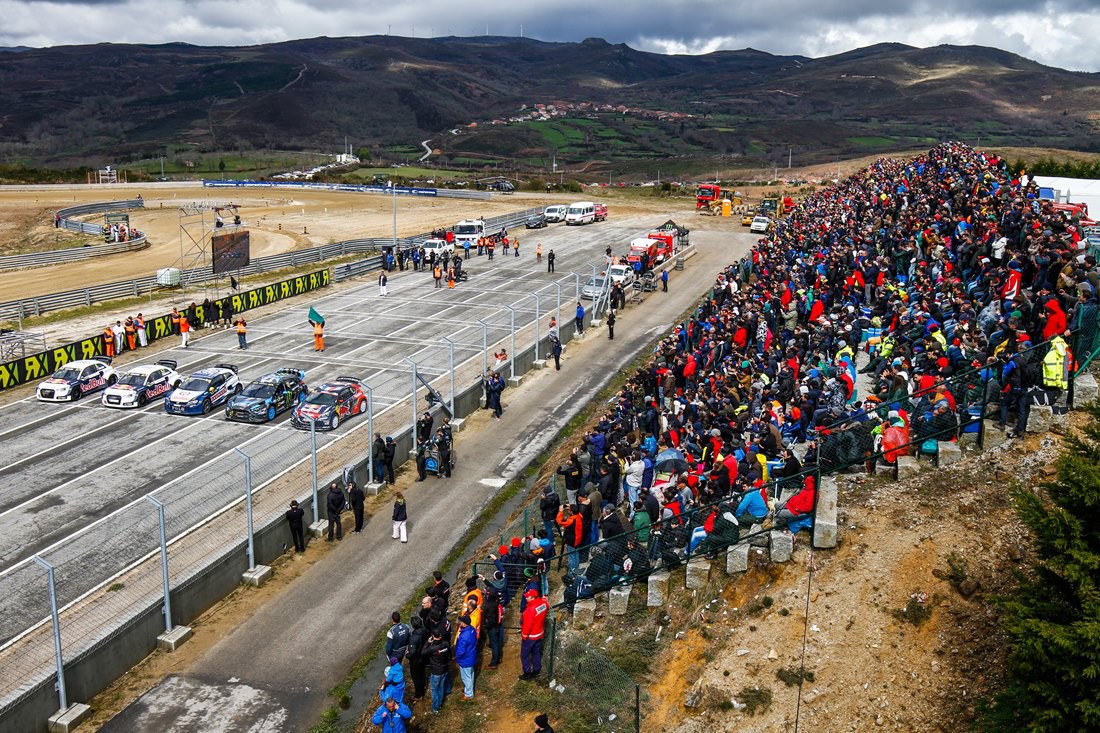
[
  {"x1": 164, "y1": 364, "x2": 240, "y2": 416},
  {"x1": 225, "y1": 368, "x2": 309, "y2": 423}
]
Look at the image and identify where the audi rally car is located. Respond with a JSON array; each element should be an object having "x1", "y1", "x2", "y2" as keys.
[
  {"x1": 225, "y1": 368, "x2": 309, "y2": 423},
  {"x1": 290, "y1": 377, "x2": 367, "y2": 431},
  {"x1": 164, "y1": 364, "x2": 240, "y2": 416},
  {"x1": 36, "y1": 357, "x2": 116, "y2": 402},
  {"x1": 102, "y1": 360, "x2": 181, "y2": 408}
]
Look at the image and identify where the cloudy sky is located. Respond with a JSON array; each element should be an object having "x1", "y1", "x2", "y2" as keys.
[{"x1": 2, "y1": 0, "x2": 1099, "y2": 72}]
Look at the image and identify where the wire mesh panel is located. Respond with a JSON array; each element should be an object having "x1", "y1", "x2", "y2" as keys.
[{"x1": 549, "y1": 624, "x2": 644, "y2": 731}]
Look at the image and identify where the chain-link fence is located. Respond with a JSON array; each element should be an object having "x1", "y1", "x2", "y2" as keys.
[{"x1": 545, "y1": 619, "x2": 643, "y2": 733}]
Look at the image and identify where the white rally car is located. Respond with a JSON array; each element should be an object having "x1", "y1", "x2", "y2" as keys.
[
  {"x1": 164, "y1": 364, "x2": 241, "y2": 416},
  {"x1": 101, "y1": 360, "x2": 182, "y2": 409},
  {"x1": 36, "y1": 357, "x2": 116, "y2": 402}
]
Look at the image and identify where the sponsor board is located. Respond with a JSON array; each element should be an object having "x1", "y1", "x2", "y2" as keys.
[{"x1": 0, "y1": 269, "x2": 329, "y2": 391}]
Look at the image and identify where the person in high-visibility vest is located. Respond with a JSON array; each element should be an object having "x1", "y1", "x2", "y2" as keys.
[
  {"x1": 102, "y1": 325, "x2": 115, "y2": 357},
  {"x1": 136, "y1": 313, "x2": 147, "y2": 347},
  {"x1": 535, "y1": 243, "x2": 542, "y2": 264},
  {"x1": 124, "y1": 317, "x2": 137, "y2": 351},
  {"x1": 313, "y1": 320, "x2": 324, "y2": 352},
  {"x1": 433, "y1": 265, "x2": 443, "y2": 289},
  {"x1": 179, "y1": 314, "x2": 191, "y2": 348},
  {"x1": 513, "y1": 237, "x2": 520, "y2": 258},
  {"x1": 169, "y1": 308, "x2": 181, "y2": 335},
  {"x1": 1017, "y1": 332, "x2": 1071, "y2": 435},
  {"x1": 236, "y1": 319, "x2": 248, "y2": 350},
  {"x1": 447, "y1": 267, "x2": 455, "y2": 289}
]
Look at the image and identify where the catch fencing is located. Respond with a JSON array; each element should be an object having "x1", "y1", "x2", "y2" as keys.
[
  {"x1": 0, "y1": 207, "x2": 543, "y2": 323},
  {"x1": 0, "y1": 200, "x2": 147, "y2": 273}
]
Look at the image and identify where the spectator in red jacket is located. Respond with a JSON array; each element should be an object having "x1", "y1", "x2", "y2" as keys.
[
  {"x1": 775, "y1": 475, "x2": 816, "y2": 528},
  {"x1": 519, "y1": 589, "x2": 549, "y2": 681}
]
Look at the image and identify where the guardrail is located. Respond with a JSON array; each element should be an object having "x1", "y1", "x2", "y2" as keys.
[
  {"x1": 202, "y1": 180, "x2": 493, "y2": 201},
  {"x1": 0, "y1": 207, "x2": 544, "y2": 322},
  {"x1": 0, "y1": 200, "x2": 147, "y2": 273}
]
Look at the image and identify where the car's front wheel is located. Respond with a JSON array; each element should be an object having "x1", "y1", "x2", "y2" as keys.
[
  {"x1": 70, "y1": 387, "x2": 81, "y2": 402},
  {"x1": 330, "y1": 413, "x2": 340, "y2": 430},
  {"x1": 201, "y1": 398, "x2": 212, "y2": 415},
  {"x1": 267, "y1": 405, "x2": 277, "y2": 421},
  {"x1": 138, "y1": 393, "x2": 148, "y2": 407}
]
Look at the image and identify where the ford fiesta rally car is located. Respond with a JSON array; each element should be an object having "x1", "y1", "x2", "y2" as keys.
[
  {"x1": 290, "y1": 377, "x2": 367, "y2": 431},
  {"x1": 36, "y1": 357, "x2": 116, "y2": 402},
  {"x1": 225, "y1": 368, "x2": 308, "y2": 423},
  {"x1": 101, "y1": 360, "x2": 181, "y2": 408},
  {"x1": 164, "y1": 364, "x2": 240, "y2": 416}
]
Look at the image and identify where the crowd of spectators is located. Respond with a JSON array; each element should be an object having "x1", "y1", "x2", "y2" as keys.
[{"x1": 385, "y1": 143, "x2": 1099, "y2": 725}]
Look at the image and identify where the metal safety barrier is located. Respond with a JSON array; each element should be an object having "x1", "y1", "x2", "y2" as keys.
[{"x1": 0, "y1": 200, "x2": 147, "y2": 273}]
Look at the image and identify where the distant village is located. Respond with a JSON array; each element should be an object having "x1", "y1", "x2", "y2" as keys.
[{"x1": 452, "y1": 100, "x2": 692, "y2": 132}]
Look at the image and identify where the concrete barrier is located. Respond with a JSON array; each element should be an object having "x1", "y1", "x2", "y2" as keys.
[
  {"x1": 770, "y1": 531, "x2": 793, "y2": 562},
  {"x1": 812, "y1": 476, "x2": 838, "y2": 549},
  {"x1": 1027, "y1": 405, "x2": 1053, "y2": 433},
  {"x1": 726, "y1": 543, "x2": 749, "y2": 574},
  {"x1": 647, "y1": 570, "x2": 669, "y2": 607},
  {"x1": 572, "y1": 598, "x2": 596, "y2": 627},
  {"x1": 608, "y1": 585, "x2": 631, "y2": 615},
  {"x1": 1075, "y1": 372, "x2": 1098, "y2": 405},
  {"x1": 937, "y1": 441, "x2": 962, "y2": 467},
  {"x1": 685, "y1": 556, "x2": 710, "y2": 589},
  {"x1": 896, "y1": 455, "x2": 921, "y2": 480}
]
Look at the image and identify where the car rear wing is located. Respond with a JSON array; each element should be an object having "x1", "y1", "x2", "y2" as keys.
[
  {"x1": 155, "y1": 359, "x2": 178, "y2": 370},
  {"x1": 274, "y1": 367, "x2": 306, "y2": 380},
  {"x1": 335, "y1": 376, "x2": 366, "y2": 386},
  {"x1": 91, "y1": 356, "x2": 113, "y2": 365},
  {"x1": 214, "y1": 363, "x2": 239, "y2": 374}
]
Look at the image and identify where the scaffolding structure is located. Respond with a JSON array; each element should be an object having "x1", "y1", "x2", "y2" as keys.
[{"x1": 176, "y1": 204, "x2": 242, "y2": 300}]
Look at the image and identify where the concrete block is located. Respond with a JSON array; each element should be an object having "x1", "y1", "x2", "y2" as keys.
[
  {"x1": 449, "y1": 417, "x2": 465, "y2": 433},
  {"x1": 749, "y1": 523, "x2": 769, "y2": 547},
  {"x1": 726, "y1": 543, "x2": 749, "y2": 574},
  {"x1": 647, "y1": 570, "x2": 669, "y2": 607},
  {"x1": 590, "y1": 319, "x2": 603, "y2": 329},
  {"x1": 479, "y1": 397, "x2": 487, "y2": 410},
  {"x1": 959, "y1": 430, "x2": 979, "y2": 448},
  {"x1": 48, "y1": 703, "x2": 92, "y2": 733},
  {"x1": 937, "y1": 441, "x2": 962, "y2": 467},
  {"x1": 532, "y1": 359, "x2": 547, "y2": 370},
  {"x1": 242, "y1": 565, "x2": 272, "y2": 587},
  {"x1": 1052, "y1": 411, "x2": 1069, "y2": 432},
  {"x1": 572, "y1": 597, "x2": 596, "y2": 627},
  {"x1": 813, "y1": 476, "x2": 838, "y2": 550},
  {"x1": 685, "y1": 556, "x2": 711, "y2": 589},
  {"x1": 770, "y1": 531, "x2": 793, "y2": 563},
  {"x1": 156, "y1": 625, "x2": 193, "y2": 651},
  {"x1": 366, "y1": 481, "x2": 384, "y2": 497},
  {"x1": 507, "y1": 375, "x2": 525, "y2": 389},
  {"x1": 982, "y1": 420, "x2": 1008, "y2": 449},
  {"x1": 1075, "y1": 372, "x2": 1098, "y2": 405},
  {"x1": 608, "y1": 585, "x2": 631, "y2": 615},
  {"x1": 1027, "y1": 405, "x2": 1053, "y2": 433},
  {"x1": 308, "y1": 520, "x2": 327, "y2": 538},
  {"x1": 896, "y1": 455, "x2": 921, "y2": 480}
]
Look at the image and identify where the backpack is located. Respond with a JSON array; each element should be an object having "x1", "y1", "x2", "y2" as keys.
[{"x1": 1019, "y1": 357, "x2": 1041, "y2": 388}]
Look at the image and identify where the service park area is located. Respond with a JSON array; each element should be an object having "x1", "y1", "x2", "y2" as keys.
[{"x1": 0, "y1": 182, "x2": 743, "y2": 732}]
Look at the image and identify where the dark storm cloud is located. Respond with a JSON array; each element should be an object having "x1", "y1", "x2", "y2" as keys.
[{"x1": 0, "y1": 0, "x2": 1097, "y2": 70}]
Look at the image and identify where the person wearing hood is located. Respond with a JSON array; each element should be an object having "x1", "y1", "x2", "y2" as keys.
[
  {"x1": 1040, "y1": 298, "x2": 1067, "y2": 341},
  {"x1": 407, "y1": 615, "x2": 429, "y2": 702},
  {"x1": 539, "y1": 484, "x2": 561, "y2": 555},
  {"x1": 482, "y1": 571, "x2": 507, "y2": 668},
  {"x1": 379, "y1": 657, "x2": 406, "y2": 704}
]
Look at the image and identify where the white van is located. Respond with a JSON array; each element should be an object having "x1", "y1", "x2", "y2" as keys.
[
  {"x1": 544, "y1": 205, "x2": 569, "y2": 223},
  {"x1": 565, "y1": 201, "x2": 596, "y2": 226},
  {"x1": 453, "y1": 219, "x2": 485, "y2": 246}
]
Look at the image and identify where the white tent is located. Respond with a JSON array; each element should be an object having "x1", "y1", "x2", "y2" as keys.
[{"x1": 1032, "y1": 175, "x2": 1100, "y2": 219}]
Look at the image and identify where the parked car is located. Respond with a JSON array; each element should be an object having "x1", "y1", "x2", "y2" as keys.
[
  {"x1": 741, "y1": 212, "x2": 754, "y2": 226},
  {"x1": 608, "y1": 264, "x2": 636, "y2": 287},
  {"x1": 422, "y1": 238, "x2": 454, "y2": 259},
  {"x1": 36, "y1": 357, "x2": 115, "y2": 402},
  {"x1": 750, "y1": 216, "x2": 772, "y2": 234},
  {"x1": 594, "y1": 203, "x2": 608, "y2": 222},
  {"x1": 525, "y1": 212, "x2": 547, "y2": 229},
  {"x1": 580, "y1": 275, "x2": 608, "y2": 300},
  {"x1": 544, "y1": 205, "x2": 569, "y2": 223},
  {"x1": 225, "y1": 368, "x2": 309, "y2": 423},
  {"x1": 164, "y1": 364, "x2": 240, "y2": 416},
  {"x1": 290, "y1": 377, "x2": 368, "y2": 431},
  {"x1": 101, "y1": 360, "x2": 180, "y2": 408}
]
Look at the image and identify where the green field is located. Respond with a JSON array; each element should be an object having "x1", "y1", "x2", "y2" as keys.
[
  {"x1": 848, "y1": 136, "x2": 897, "y2": 147},
  {"x1": 348, "y1": 166, "x2": 469, "y2": 180}
]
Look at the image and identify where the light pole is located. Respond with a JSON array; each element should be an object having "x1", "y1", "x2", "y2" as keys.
[
  {"x1": 363, "y1": 384, "x2": 374, "y2": 484},
  {"x1": 144, "y1": 496, "x2": 173, "y2": 634},
  {"x1": 234, "y1": 448, "x2": 256, "y2": 570},
  {"x1": 477, "y1": 319, "x2": 489, "y2": 377},
  {"x1": 532, "y1": 293, "x2": 541, "y2": 358},
  {"x1": 440, "y1": 336, "x2": 455, "y2": 416},
  {"x1": 32, "y1": 555, "x2": 67, "y2": 711},
  {"x1": 502, "y1": 305, "x2": 516, "y2": 380},
  {"x1": 391, "y1": 181, "x2": 398, "y2": 254},
  {"x1": 573, "y1": 272, "x2": 580, "y2": 301},
  {"x1": 403, "y1": 357, "x2": 418, "y2": 441},
  {"x1": 554, "y1": 282, "x2": 562, "y2": 327}
]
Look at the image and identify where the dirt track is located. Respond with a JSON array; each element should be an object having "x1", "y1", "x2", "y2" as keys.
[{"x1": 0, "y1": 186, "x2": 581, "y2": 301}]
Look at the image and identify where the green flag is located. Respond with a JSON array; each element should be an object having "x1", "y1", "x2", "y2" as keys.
[{"x1": 308, "y1": 306, "x2": 325, "y2": 326}]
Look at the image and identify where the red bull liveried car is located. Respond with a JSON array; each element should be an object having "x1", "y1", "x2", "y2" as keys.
[
  {"x1": 36, "y1": 357, "x2": 116, "y2": 402},
  {"x1": 102, "y1": 360, "x2": 181, "y2": 408},
  {"x1": 290, "y1": 377, "x2": 367, "y2": 431}
]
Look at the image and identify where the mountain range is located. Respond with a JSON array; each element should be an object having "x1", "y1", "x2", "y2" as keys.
[{"x1": 0, "y1": 36, "x2": 1097, "y2": 170}]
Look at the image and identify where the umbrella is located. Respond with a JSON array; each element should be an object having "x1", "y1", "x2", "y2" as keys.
[
  {"x1": 654, "y1": 448, "x2": 684, "y2": 463},
  {"x1": 655, "y1": 457, "x2": 691, "y2": 475}
]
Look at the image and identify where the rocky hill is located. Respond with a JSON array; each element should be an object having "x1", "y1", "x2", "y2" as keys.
[{"x1": 1, "y1": 36, "x2": 1097, "y2": 167}]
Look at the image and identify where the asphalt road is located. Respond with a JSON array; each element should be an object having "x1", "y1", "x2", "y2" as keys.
[
  {"x1": 99, "y1": 224, "x2": 754, "y2": 733},
  {"x1": 0, "y1": 213, "x2": 679, "y2": 661}
]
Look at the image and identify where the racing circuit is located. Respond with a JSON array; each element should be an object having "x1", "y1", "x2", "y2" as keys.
[{"x1": 0, "y1": 206, "x2": 701, "y2": 723}]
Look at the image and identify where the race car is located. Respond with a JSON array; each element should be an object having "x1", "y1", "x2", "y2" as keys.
[
  {"x1": 36, "y1": 357, "x2": 116, "y2": 402},
  {"x1": 101, "y1": 360, "x2": 181, "y2": 408},
  {"x1": 164, "y1": 364, "x2": 240, "y2": 416},
  {"x1": 225, "y1": 368, "x2": 309, "y2": 423},
  {"x1": 290, "y1": 377, "x2": 368, "y2": 431}
]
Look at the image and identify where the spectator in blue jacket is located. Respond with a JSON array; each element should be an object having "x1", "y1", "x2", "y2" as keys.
[
  {"x1": 735, "y1": 486, "x2": 769, "y2": 529},
  {"x1": 371, "y1": 696, "x2": 413, "y2": 733},
  {"x1": 575, "y1": 302, "x2": 585, "y2": 334},
  {"x1": 454, "y1": 614, "x2": 478, "y2": 700},
  {"x1": 378, "y1": 657, "x2": 406, "y2": 704}
]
